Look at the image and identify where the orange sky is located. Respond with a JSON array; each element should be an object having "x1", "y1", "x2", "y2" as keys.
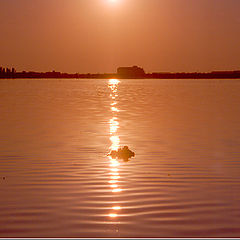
[{"x1": 0, "y1": 0, "x2": 240, "y2": 73}]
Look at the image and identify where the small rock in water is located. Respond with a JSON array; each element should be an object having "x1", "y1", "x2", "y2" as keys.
[
  {"x1": 3, "y1": 177, "x2": 6, "y2": 180},
  {"x1": 108, "y1": 146, "x2": 135, "y2": 161}
]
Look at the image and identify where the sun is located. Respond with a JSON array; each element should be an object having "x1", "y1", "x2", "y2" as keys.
[
  {"x1": 108, "y1": 0, "x2": 119, "y2": 3},
  {"x1": 106, "y1": 0, "x2": 123, "y2": 7}
]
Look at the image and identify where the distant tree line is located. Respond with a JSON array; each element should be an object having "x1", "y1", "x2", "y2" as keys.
[
  {"x1": 1, "y1": 66, "x2": 240, "y2": 79},
  {"x1": 146, "y1": 71, "x2": 240, "y2": 79},
  {"x1": 0, "y1": 67, "x2": 118, "y2": 79}
]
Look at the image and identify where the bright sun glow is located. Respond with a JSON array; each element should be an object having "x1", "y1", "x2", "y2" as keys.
[
  {"x1": 110, "y1": 135, "x2": 120, "y2": 151},
  {"x1": 109, "y1": 79, "x2": 120, "y2": 85},
  {"x1": 112, "y1": 188, "x2": 122, "y2": 193},
  {"x1": 109, "y1": 213, "x2": 118, "y2": 218},
  {"x1": 112, "y1": 206, "x2": 121, "y2": 210}
]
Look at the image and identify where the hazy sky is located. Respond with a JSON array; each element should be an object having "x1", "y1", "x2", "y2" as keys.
[{"x1": 0, "y1": 0, "x2": 240, "y2": 73}]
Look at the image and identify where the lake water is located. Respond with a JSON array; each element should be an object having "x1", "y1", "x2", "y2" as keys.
[{"x1": 0, "y1": 78, "x2": 240, "y2": 238}]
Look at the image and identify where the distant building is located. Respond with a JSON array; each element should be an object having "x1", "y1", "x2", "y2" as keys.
[{"x1": 117, "y1": 66, "x2": 145, "y2": 77}]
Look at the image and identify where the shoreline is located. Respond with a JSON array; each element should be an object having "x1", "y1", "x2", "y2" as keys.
[
  {"x1": 1, "y1": 76, "x2": 240, "y2": 79},
  {"x1": 1, "y1": 66, "x2": 240, "y2": 79},
  {"x1": 1, "y1": 74, "x2": 240, "y2": 80}
]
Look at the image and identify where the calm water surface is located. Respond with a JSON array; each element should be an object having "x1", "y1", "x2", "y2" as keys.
[{"x1": 0, "y1": 78, "x2": 240, "y2": 237}]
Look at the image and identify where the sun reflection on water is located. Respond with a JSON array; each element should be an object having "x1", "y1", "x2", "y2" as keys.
[
  {"x1": 109, "y1": 136, "x2": 120, "y2": 151},
  {"x1": 112, "y1": 206, "x2": 121, "y2": 210},
  {"x1": 109, "y1": 117, "x2": 119, "y2": 135},
  {"x1": 109, "y1": 78, "x2": 120, "y2": 86},
  {"x1": 111, "y1": 106, "x2": 120, "y2": 112},
  {"x1": 108, "y1": 79, "x2": 122, "y2": 221},
  {"x1": 109, "y1": 213, "x2": 118, "y2": 218}
]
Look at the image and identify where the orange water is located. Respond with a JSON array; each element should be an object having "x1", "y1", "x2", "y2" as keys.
[{"x1": 0, "y1": 78, "x2": 240, "y2": 237}]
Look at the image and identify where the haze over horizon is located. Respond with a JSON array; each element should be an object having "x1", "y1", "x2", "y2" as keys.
[{"x1": 0, "y1": 0, "x2": 240, "y2": 73}]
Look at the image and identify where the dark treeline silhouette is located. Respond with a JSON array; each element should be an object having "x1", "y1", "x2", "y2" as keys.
[
  {"x1": 146, "y1": 71, "x2": 240, "y2": 79},
  {"x1": 1, "y1": 66, "x2": 240, "y2": 79},
  {"x1": 0, "y1": 67, "x2": 117, "y2": 79}
]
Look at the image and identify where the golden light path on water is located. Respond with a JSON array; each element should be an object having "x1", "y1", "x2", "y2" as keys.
[{"x1": 108, "y1": 79, "x2": 122, "y2": 220}]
